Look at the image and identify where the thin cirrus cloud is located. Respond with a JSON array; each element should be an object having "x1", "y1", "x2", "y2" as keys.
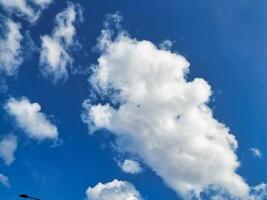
[
  {"x1": 81, "y1": 13, "x2": 257, "y2": 200},
  {"x1": 0, "y1": 19, "x2": 23, "y2": 76},
  {"x1": 119, "y1": 159, "x2": 142, "y2": 174},
  {"x1": 86, "y1": 179, "x2": 143, "y2": 200},
  {"x1": 0, "y1": 0, "x2": 53, "y2": 23},
  {"x1": 0, "y1": 173, "x2": 10, "y2": 188},
  {"x1": 39, "y1": 3, "x2": 82, "y2": 82},
  {"x1": 5, "y1": 97, "x2": 58, "y2": 141},
  {"x1": 0, "y1": 134, "x2": 17, "y2": 165}
]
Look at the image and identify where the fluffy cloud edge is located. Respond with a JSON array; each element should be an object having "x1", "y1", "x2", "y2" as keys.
[{"x1": 86, "y1": 179, "x2": 143, "y2": 200}]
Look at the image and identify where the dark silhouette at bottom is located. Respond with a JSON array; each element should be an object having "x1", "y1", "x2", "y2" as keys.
[{"x1": 19, "y1": 194, "x2": 41, "y2": 200}]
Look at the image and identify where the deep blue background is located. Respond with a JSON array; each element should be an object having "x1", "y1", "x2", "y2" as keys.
[{"x1": 0, "y1": 0, "x2": 267, "y2": 199}]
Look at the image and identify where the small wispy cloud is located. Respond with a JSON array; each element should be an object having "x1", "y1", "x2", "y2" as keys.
[
  {"x1": 250, "y1": 147, "x2": 262, "y2": 158},
  {"x1": 118, "y1": 159, "x2": 142, "y2": 174},
  {"x1": 0, "y1": 134, "x2": 17, "y2": 165},
  {"x1": 0, "y1": 19, "x2": 23, "y2": 76},
  {"x1": 39, "y1": 2, "x2": 82, "y2": 82},
  {"x1": 0, "y1": 173, "x2": 10, "y2": 188},
  {"x1": 0, "y1": 0, "x2": 53, "y2": 23}
]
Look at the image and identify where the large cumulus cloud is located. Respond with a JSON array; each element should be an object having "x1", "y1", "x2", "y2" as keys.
[{"x1": 82, "y1": 14, "x2": 250, "y2": 199}]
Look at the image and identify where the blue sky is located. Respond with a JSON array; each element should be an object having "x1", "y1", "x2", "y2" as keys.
[{"x1": 0, "y1": 0, "x2": 267, "y2": 200}]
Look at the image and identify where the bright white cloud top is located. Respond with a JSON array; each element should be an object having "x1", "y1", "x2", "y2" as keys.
[
  {"x1": 0, "y1": 135, "x2": 17, "y2": 165},
  {"x1": 0, "y1": 19, "x2": 23, "y2": 76},
  {"x1": 86, "y1": 179, "x2": 143, "y2": 200},
  {"x1": 0, "y1": 0, "x2": 52, "y2": 23},
  {"x1": 0, "y1": 173, "x2": 10, "y2": 188},
  {"x1": 5, "y1": 97, "x2": 58, "y2": 140},
  {"x1": 120, "y1": 159, "x2": 142, "y2": 174},
  {"x1": 82, "y1": 19, "x2": 250, "y2": 199},
  {"x1": 40, "y1": 3, "x2": 81, "y2": 82}
]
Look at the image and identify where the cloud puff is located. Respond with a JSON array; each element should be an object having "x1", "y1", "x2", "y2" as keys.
[
  {"x1": 0, "y1": 19, "x2": 23, "y2": 76},
  {"x1": 250, "y1": 147, "x2": 262, "y2": 158},
  {"x1": 39, "y1": 3, "x2": 81, "y2": 82},
  {"x1": 0, "y1": 173, "x2": 10, "y2": 188},
  {"x1": 119, "y1": 159, "x2": 142, "y2": 174},
  {"x1": 0, "y1": 134, "x2": 17, "y2": 165},
  {"x1": 5, "y1": 97, "x2": 58, "y2": 140},
  {"x1": 86, "y1": 179, "x2": 143, "y2": 200},
  {"x1": 0, "y1": 0, "x2": 52, "y2": 23},
  {"x1": 82, "y1": 15, "x2": 250, "y2": 199}
]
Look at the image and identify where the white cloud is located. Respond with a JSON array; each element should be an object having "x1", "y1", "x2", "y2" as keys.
[
  {"x1": 33, "y1": 0, "x2": 52, "y2": 6},
  {"x1": 39, "y1": 3, "x2": 81, "y2": 82},
  {"x1": 40, "y1": 35, "x2": 71, "y2": 81},
  {"x1": 82, "y1": 16, "x2": 251, "y2": 199},
  {"x1": 0, "y1": 19, "x2": 23, "y2": 76},
  {"x1": 0, "y1": 0, "x2": 52, "y2": 23},
  {"x1": 86, "y1": 179, "x2": 143, "y2": 200},
  {"x1": 5, "y1": 97, "x2": 58, "y2": 140},
  {"x1": 119, "y1": 159, "x2": 142, "y2": 174},
  {"x1": 0, "y1": 173, "x2": 10, "y2": 188},
  {"x1": 0, "y1": 135, "x2": 17, "y2": 165},
  {"x1": 250, "y1": 183, "x2": 267, "y2": 200},
  {"x1": 250, "y1": 147, "x2": 262, "y2": 158}
]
